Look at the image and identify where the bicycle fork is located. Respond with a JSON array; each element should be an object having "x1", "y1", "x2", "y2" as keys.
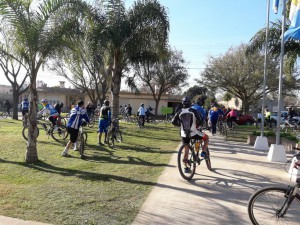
[{"x1": 277, "y1": 185, "x2": 299, "y2": 218}]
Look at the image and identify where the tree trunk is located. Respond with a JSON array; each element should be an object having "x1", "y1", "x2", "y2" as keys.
[
  {"x1": 111, "y1": 53, "x2": 122, "y2": 119},
  {"x1": 111, "y1": 71, "x2": 121, "y2": 119},
  {"x1": 25, "y1": 75, "x2": 39, "y2": 163},
  {"x1": 12, "y1": 86, "x2": 19, "y2": 120}
]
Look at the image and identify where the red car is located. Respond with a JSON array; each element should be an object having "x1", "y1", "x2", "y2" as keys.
[{"x1": 235, "y1": 113, "x2": 255, "y2": 125}]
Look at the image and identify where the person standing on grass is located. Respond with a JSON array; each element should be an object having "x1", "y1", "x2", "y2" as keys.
[
  {"x1": 138, "y1": 103, "x2": 146, "y2": 126},
  {"x1": 62, "y1": 100, "x2": 89, "y2": 157},
  {"x1": 4, "y1": 99, "x2": 11, "y2": 116},
  {"x1": 98, "y1": 100, "x2": 111, "y2": 145}
]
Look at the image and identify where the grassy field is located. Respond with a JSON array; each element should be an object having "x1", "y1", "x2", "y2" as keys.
[{"x1": 0, "y1": 119, "x2": 180, "y2": 225}]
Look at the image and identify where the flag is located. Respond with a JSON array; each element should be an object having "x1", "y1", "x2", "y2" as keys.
[
  {"x1": 284, "y1": 0, "x2": 300, "y2": 41},
  {"x1": 273, "y1": 0, "x2": 280, "y2": 14}
]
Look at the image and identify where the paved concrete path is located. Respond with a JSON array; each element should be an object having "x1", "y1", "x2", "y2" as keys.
[
  {"x1": 0, "y1": 133, "x2": 295, "y2": 225},
  {"x1": 132, "y1": 134, "x2": 295, "y2": 225}
]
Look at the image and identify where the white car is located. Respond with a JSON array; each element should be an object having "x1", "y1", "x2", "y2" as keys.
[{"x1": 270, "y1": 111, "x2": 288, "y2": 125}]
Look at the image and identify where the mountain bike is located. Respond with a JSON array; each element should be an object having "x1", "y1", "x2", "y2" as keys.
[
  {"x1": 107, "y1": 119, "x2": 123, "y2": 148},
  {"x1": 22, "y1": 118, "x2": 68, "y2": 142},
  {"x1": 177, "y1": 133, "x2": 212, "y2": 180},
  {"x1": 247, "y1": 150, "x2": 300, "y2": 225}
]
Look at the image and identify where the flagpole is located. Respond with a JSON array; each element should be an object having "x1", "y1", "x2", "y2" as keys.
[
  {"x1": 261, "y1": 0, "x2": 271, "y2": 137},
  {"x1": 276, "y1": 0, "x2": 286, "y2": 145}
]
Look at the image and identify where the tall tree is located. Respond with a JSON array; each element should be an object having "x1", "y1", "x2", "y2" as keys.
[
  {"x1": 133, "y1": 49, "x2": 189, "y2": 115},
  {"x1": 183, "y1": 85, "x2": 208, "y2": 101},
  {"x1": 99, "y1": 0, "x2": 169, "y2": 118},
  {"x1": 199, "y1": 44, "x2": 280, "y2": 113},
  {"x1": 0, "y1": 24, "x2": 29, "y2": 119},
  {"x1": 0, "y1": 0, "x2": 90, "y2": 163}
]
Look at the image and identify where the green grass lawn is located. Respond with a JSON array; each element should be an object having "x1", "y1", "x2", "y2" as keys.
[{"x1": 0, "y1": 119, "x2": 180, "y2": 225}]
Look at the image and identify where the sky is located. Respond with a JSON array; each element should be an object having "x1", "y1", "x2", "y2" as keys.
[
  {"x1": 125, "y1": 0, "x2": 281, "y2": 88},
  {"x1": 0, "y1": 0, "x2": 282, "y2": 89}
]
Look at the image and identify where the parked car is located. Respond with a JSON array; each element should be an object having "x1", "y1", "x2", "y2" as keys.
[
  {"x1": 235, "y1": 113, "x2": 255, "y2": 125},
  {"x1": 270, "y1": 111, "x2": 288, "y2": 125}
]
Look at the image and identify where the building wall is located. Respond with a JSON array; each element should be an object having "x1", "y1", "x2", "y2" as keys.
[{"x1": 1, "y1": 84, "x2": 181, "y2": 115}]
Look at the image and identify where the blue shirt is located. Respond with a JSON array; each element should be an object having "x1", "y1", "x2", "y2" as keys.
[
  {"x1": 21, "y1": 101, "x2": 29, "y2": 110},
  {"x1": 67, "y1": 106, "x2": 90, "y2": 129},
  {"x1": 209, "y1": 106, "x2": 224, "y2": 121},
  {"x1": 191, "y1": 104, "x2": 206, "y2": 121}
]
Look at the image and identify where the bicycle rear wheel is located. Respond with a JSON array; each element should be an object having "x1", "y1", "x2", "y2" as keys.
[
  {"x1": 248, "y1": 186, "x2": 300, "y2": 225},
  {"x1": 205, "y1": 148, "x2": 212, "y2": 170},
  {"x1": 2, "y1": 112, "x2": 8, "y2": 119},
  {"x1": 177, "y1": 144, "x2": 196, "y2": 180},
  {"x1": 107, "y1": 129, "x2": 114, "y2": 148},
  {"x1": 51, "y1": 126, "x2": 68, "y2": 142},
  {"x1": 22, "y1": 126, "x2": 40, "y2": 140},
  {"x1": 115, "y1": 130, "x2": 123, "y2": 142}
]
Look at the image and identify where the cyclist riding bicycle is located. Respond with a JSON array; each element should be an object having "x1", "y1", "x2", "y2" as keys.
[
  {"x1": 172, "y1": 96, "x2": 209, "y2": 173},
  {"x1": 37, "y1": 98, "x2": 59, "y2": 127}
]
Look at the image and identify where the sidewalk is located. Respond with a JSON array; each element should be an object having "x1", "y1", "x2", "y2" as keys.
[
  {"x1": 0, "y1": 133, "x2": 294, "y2": 225},
  {"x1": 132, "y1": 134, "x2": 295, "y2": 225}
]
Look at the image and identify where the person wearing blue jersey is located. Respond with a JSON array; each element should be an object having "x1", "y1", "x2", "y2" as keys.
[
  {"x1": 37, "y1": 99, "x2": 59, "y2": 126},
  {"x1": 98, "y1": 100, "x2": 111, "y2": 145},
  {"x1": 209, "y1": 103, "x2": 224, "y2": 135},
  {"x1": 191, "y1": 97, "x2": 206, "y2": 124},
  {"x1": 62, "y1": 100, "x2": 90, "y2": 157},
  {"x1": 20, "y1": 97, "x2": 29, "y2": 116}
]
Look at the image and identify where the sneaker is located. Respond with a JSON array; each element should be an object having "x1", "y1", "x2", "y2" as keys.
[
  {"x1": 104, "y1": 140, "x2": 108, "y2": 144},
  {"x1": 201, "y1": 151, "x2": 207, "y2": 159},
  {"x1": 61, "y1": 150, "x2": 69, "y2": 157},
  {"x1": 99, "y1": 142, "x2": 104, "y2": 146},
  {"x1": 184, "y1": 167, "x2": 191, "y2": 173},
  {"x1": 73, "y1": 148, "x2": 79, "y2": 151}
]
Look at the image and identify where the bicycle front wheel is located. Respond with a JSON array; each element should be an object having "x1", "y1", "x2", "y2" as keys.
[
  {"x1": 177, "y1": 144, "x2": 196, "y2": 180},
  {"x1": 248, "y1": 186, "x2": 300, "y2": 225},
  {"x1": 205, "y1": 148, "x2": 212, "y2": 170},
  {"x1": 22, "y1": 126, "x2": 40, "y2": 140},
  {"x1": 107, "y1": 130, "x2": 114, "y2": 148},
  {"x1": 51, "y1": 126, "x2": 68, "y2": 142}
]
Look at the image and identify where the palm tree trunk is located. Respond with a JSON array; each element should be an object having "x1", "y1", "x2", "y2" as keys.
[
  {"x1": 25, "y1": 75, "x2": 39, "y2": 163},
  {"x1": 111, "y1": 70, "x2": 121, "y2": 119}
]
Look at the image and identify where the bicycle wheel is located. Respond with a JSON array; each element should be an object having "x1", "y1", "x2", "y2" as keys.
[
  {"x1": 88, "y1": 120, "x2": 94, "y2": 128},
  {"x1": 51, "y1": 126, "x2": 68, "y2": 142},
  {"x1": 205, "y1": 148, "x2": 212, "y2": 170},
  {"x1": 248, "y1": 186, "x2": 300, "y2": 225},
  {"x1": 177, "y1": 144, "x2": 196, "y2": 180},
  {"x1": 115, "y1": 130, "x2": 123, "y2": 142},
  {"x1": 79, "y1": 133, "x2": 85, "y2": 159},
  {"x1": 2, "y1": 112, "x2": 8, "y2": 119},
  {"x1": 107, "y1": 129, "x2": 114, "y2": 148},
  {"x1": 22, "y1": 126, "x2": 40, "y2": 140}
]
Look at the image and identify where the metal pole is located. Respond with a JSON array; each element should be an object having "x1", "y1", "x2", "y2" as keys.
[
  {"x1": 261, "y1": 0, "x2": 271, "y2": 136},
  {"x1": 276, "y1": 0, "x2": 286, "y2": 144}
]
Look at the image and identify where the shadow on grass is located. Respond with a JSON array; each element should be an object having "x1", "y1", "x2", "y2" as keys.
[{"x1": 0, "y1": 158, "x2": 159, "y2": 185}]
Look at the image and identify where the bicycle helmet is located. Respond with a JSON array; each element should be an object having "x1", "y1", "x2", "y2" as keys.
[
  {"x1": 182, "y1": 96, "x2": 191, "y2": 108},
  {"x1": 23, "y1": 97, "x2": 28, "y2": 101},
  {"x1": 41, "y1": 98, "x2": 48, "y2": 103},
  {"x1": 104, "y1": 100, "x2": 109, "y2": 106},
  {"x1": 141, "y1": 103, "x2": 144, "y2": 107}
]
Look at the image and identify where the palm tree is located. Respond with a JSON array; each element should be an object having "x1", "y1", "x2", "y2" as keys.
[
  {"x1": 0, "y1": 0, "x2": 90, "y2": 163},
  {"x1": 99, "y1": 0, "x2": 169, "y2": 118}
]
